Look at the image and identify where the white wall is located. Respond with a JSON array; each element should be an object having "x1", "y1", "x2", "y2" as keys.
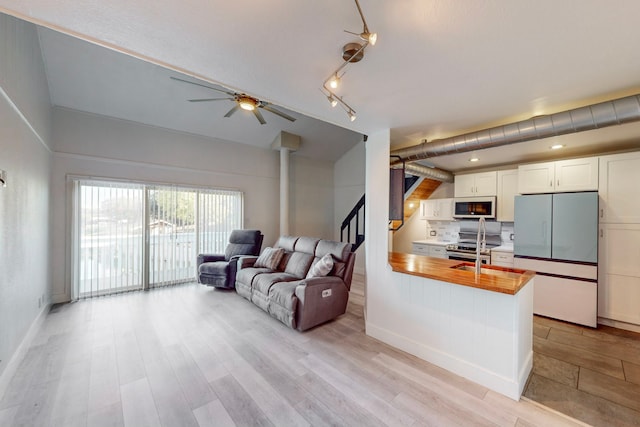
[
  {"x1": 0, "y1": 14, "x2": 52, "y2": 381},
  {"x1": 50, "y1": 107, "x2": 337, "y2": 302},
  {"x1": 334, "y1": 140, "x2": 366, "y2": 274},
  {"x1": 289, "y1": 154, "x2": 334, "y2": 239}
]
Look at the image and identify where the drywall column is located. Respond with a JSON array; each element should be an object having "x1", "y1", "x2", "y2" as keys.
[
  {"x1": 271, "y1": 131, "x2": 301, "y2": 236},
  {"x1": 279, "y1": 147, "x2": 290, "y2": 235}
]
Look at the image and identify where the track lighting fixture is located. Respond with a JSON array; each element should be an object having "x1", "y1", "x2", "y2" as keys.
[{"x1": 321, "y1": 0, "x2": 377, "y2": 122}]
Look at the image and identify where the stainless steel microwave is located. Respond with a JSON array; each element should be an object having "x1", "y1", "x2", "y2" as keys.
[{"x1": 453, "y1": 196, "x2": 496, "y2": 219}]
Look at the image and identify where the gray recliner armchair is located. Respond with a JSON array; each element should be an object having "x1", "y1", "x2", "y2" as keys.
[{"x1": 197, "y1": 229, "x2": 263, "y2": 289}]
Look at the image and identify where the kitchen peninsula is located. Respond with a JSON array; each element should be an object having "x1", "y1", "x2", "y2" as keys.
[{"x1": 371, "y1": 252, "x2": 535, "y2": 400}]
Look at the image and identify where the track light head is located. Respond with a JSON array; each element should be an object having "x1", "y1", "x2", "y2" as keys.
[
  {"x1": 329, "y1": 74, "x2": 340, "y2": 89},
  {"x1": 361, "y1": 31, "x2": 377, "y2": 45},
  {"x1": 349, "y1": 111, "x2": 357, "y2": 122}
]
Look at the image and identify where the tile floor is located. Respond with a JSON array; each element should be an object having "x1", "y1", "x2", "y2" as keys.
[{"x1": 524, "y1": 315, "x2": 640, "y2": 427}]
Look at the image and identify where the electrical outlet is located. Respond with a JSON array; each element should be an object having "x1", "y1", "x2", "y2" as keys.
[
  {"x1": 429, "y1": 230, "x2": 437, "y2": 237},
  {"x1": 322, "y1": 289, "x2": 332, "y2": 298},
  {"x1": 510, "y1": 233, "x2": 515, "y2": 241}
]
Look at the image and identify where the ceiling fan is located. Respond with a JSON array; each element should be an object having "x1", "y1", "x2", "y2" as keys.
[{"x1": 171, "y1": 76, "x2": 296, "y2": 125}]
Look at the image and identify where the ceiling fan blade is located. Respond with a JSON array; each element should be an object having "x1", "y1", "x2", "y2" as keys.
[
  {"x1": 253, "y1": 109, "x2": 267, "y2": 125},
  {"x1": 170, "y1": 76, "x2": 235, "y2": 96},
  {"x1": 261, "y1": 105, "x2": 296, "y2": 122},
  {"x1": 188, "y1": 98, "x2": 232, "y2": 102},
  {"x1": 224, "y1": 105, "x2": 240, "y2": 118}
]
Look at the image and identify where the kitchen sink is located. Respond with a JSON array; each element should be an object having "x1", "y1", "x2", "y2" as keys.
[{"x1": 451, "y1": 263, "x2": 524, "y2": 279}]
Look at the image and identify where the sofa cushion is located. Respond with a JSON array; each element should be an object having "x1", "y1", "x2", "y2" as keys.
[
  {"x1": 284, "y1": 252, "x2": 314, "y2": 279},
  {"x1": 268, "y1": 281, "x2": 301, "y2": 328},
  {"x1": 316, "y1": 240, "x2": 351, "y2": 262},
  {"x1": 254, "y1": 247, "x2": 285, "y2": 270},
  {"x1": 294, "y1": 237, "x2": 320, "y2": 255},
  {"x1": 275, "y1": 235, "x2": 298, "y2": 252},
  {"x1": 252, "y1": 272, "x2": 299, "y2": 296},
  {"x1": 306, "y1": 253, "x2": 334, "y2": 278},
  {"x1": 236, "y1": 266, "x2": 271, "y2": 288}
]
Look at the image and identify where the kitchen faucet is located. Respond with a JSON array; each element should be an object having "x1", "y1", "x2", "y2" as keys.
[{"x1": 475, "y1": 217, "x2": 487, "y2": 274}]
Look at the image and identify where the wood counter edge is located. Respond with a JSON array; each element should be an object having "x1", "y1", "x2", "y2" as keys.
[{"x1": 388, "y1": 252, "x2": 535, "y2": 295}]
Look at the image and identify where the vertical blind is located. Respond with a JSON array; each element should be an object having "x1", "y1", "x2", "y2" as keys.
[{"x1": 72, "y1": 179, "x2": 243, "y2": 299}]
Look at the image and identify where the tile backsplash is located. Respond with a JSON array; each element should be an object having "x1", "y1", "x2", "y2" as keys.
[{"x1": 425, "y1": 220, "x2": 514, "y2": 244}]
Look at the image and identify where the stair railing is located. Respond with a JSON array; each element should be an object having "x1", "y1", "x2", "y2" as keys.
[{"x1": 340, "y1": 194, "x2": 365, "y2": 251}]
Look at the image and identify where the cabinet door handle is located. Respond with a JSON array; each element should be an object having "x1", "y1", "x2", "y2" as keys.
[
  {"x1": 557, "y1": 179, "x2": 560, "y2": 187},
  {"x1": 550, "y1": 180, "x2": 553, "y2": 187},
  {"x1": 600, "y1": 229, "x2": 603, "y2": 238},
  {"x1": 600, "y1": 208, "x2": 603, "y2": 218}
]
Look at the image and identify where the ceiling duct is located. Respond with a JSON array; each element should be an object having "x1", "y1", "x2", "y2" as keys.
[
  {"x1": 390, "y1": 93, "x2": 640, "y2": 165},
  {"x1": 393, "y1": 163, "x2": 454, "y2": 183}
]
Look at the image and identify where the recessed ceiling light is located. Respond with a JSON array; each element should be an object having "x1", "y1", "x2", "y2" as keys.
[
  {"x1": 550, "y1": 144, "x2": 564, "y2": 150},
  {"x1": 469, "y1": 157, "x2": 479, "y2": 162}
]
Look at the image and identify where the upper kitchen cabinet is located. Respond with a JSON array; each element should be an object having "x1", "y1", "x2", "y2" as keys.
[
  {"x1": 599, "y1": 151, "x2": 640, "y2": 223},
  {"x1": 496, "y1": 169, "x2": 518, "y2": 222},
  {"x1": 518, "y1": 157, "x2": 598, "y2": 194},
  {"x1": 420, "y1": 198, "x2": 454, "y2": 221},
  {"x1": 454, "y1": 171, "x2": 497, "y2": 197}
]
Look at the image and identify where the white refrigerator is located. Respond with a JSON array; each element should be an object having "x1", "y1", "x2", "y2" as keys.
[{"x1": 514, "y1": 192, "x2": 598, "y2": 327}]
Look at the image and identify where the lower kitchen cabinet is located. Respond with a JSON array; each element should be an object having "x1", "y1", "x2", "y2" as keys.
[
  {"x1": 598, "y1": 223, "x2": 640, "y2": 326},
  {"x1": 412, "y1": 242, "x2": 448, "y2": 258}
]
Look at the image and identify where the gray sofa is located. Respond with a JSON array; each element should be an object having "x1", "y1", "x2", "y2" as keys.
[{"x1": 235, "y1": 236, "x2": 356, "y2": 331}]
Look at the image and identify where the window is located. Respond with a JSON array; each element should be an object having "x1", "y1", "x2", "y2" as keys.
[{"x1": 72, "y1": 179, "x2": 243, "y2": 298}]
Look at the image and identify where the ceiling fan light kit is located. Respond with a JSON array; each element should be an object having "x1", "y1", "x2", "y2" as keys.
[
  {"x1": 170, "y1": 76, "x2": 295, "y2": 125},
  {"x1": 322, "y1": 0, "x2": 377, "y2": 122}
]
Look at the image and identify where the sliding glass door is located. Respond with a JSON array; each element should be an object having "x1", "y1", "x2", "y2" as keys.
[
  {"x1": 74, "y1": 181, "x2": 145, "y2": 297},
  {"x1": 72, "y1": 179, "x2": 243, "y2": 299}
]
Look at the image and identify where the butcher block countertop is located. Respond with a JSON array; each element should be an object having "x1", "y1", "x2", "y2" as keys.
[{"x1": 388, "y1": 252, "x2": 535, "y2": 295}]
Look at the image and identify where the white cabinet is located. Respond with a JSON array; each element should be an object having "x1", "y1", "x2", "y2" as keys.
[
  {"x1": 420, "y1": 198, "x2": 454, "y2": 221},
  {"x1": 598, "y1": 223, "x2": 640, "y2": 326},
  {"x1": 412, "y1": 242, "x2": 448, "y2": 259},
  {"x1": 491, "y1": 250, "x2": 514, "y2": 268},
  {"x1": 597, "y1": 151, "x2": 640, "y2": 328},
  {"x1": 599, "y1": 151, "x2": 640, "y2": 223},
  {"x1": 518, "y1": 157, "x2": 598, "y2": 194},
  {"x1": 514, "y1": 257, "x2": 598, "y2": 327},
  {"x1": 454, "y1": 171, "x2": 497, "y2": 197},
  {"x1": 496, "y1": 169, "x2": 518, "y2": 222}
]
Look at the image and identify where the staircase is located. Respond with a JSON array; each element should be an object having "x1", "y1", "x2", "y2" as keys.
[{"x1": 340, "y1": 176, "x2": 443, "y2": 249}]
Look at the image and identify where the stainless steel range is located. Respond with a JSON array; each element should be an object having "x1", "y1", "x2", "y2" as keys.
[{"x1": 446, "y1": 220, "x2": 502, "y2": 263}]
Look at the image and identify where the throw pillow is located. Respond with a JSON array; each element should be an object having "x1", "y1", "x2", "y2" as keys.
[
  {"x1": 306, "y1": 253, "x2": 334, "y2": 279},
  {"x1": 254, "y1": 247, "x2": 285, "y2": 270}
]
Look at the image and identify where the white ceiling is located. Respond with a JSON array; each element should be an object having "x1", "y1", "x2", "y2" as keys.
[{"x1": 3, "y1": 1, "x2": 640, "y2": 170}]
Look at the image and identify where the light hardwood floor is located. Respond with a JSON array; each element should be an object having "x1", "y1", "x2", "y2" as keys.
[
  {"x1": 525, "y1": 315, "x2": 640, "y2": 427},
  {"x1": 0, "y1": 275, "x2": 587, "y2": 427}
]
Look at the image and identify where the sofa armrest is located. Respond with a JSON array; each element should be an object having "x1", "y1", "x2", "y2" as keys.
[
  {"x1": 237, "y1": 255, "x2": 258, "y2": 269},
  {"x1": 294, "y1": 277, "x2": 349, "y2": 331},
  {"x1": 197, "y1": 253, "x2": 225, "y2": 266}
]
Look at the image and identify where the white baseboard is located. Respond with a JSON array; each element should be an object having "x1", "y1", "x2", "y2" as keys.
[
  {"x1": 598, "y1": 317, "x2": 640, "y2": 333},
  {"x1": 0, "y1": 304, "x2": 50, "y2": 401},
  {"x1": 365, "y1": 321, "x2": 526, "y2": 401}
]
